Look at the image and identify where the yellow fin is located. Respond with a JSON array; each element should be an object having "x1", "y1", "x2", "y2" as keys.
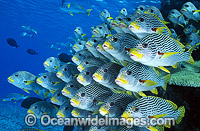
[
  {"x1": 86, "y1": 9, "x2": 92, "y2": 16},
  {"x1": 157, "y1": 66, "x2": 170, "y2": 73},
  {"x1": 153, "y1": 67, "x2": 159, "y2": 75},
  {"x1": 172, "y1": 63, "x2": 178, "y2": 68},
  {"x1": 33, "y1": 90, "x2": 40, "y2": 95},
  {"x1": 150, "y1": 114, "x2": 168, "y2": 118},
  {"x1": 119, "y1": 61, "x2": 128, "y2": 66},
  {"x1": 133, "y1": 92, "x2": 140, "y2": 99},
  {"x1": 82, "y1": 33, "x2": 86, "y2": 37},
  {"x1": 138, "y1": 91, "x2": 146, "y2": 97},
  {"x1": 67, "y1": 4, "x2": 71, "y2": 8},
  {"x1": 142, "y1": 80, "x2": 158, "y2": 87},
  {"x1": 162, "y1": 21, "x2": 170, "y2": 24},
  {"x1": 150, "y1": 88, "x2": 158, "y2": 95},
  {"x1": 147, "y1": 126, "x2": 158, "y2": 131},
  {"x1": 68, "y1": 11, "x2": 73, "y2": 16},
  {"x1": 187, "y1": 43, "x2": 200, "y2": 64},
  {"x1": 92, "y1": 35, "x2": 95, "y2": 37},
  {"x1": 176, "y1": 106, "x2": 185, "y2": 124},
  {"x1": 26, "y1": 80, "x2": 35, "y2": 85},
  {"x1": 178, "y1": 23, "x2": 184, "y2": 28},
  {"x1": 22, "y1": 88, "x2": 30, "y2": 94},
  {"x1": 174, "y1": 39, "x2": 185, "y2": 48},
  {"x1": 54, "y1": 81, "x2": 62, "y2": 86},
  {"x1": 44, "y1": 90, "x2": 50, "y2": 98},
  {"x1": 107, "y1": 17, "x2": 113, "y2": 20},
  {"x1": 166, "y1": 100, "x2": 177, "y2": 110},
  {"x1": 160, "y1": 52, "x2": 181, "y2": 59},
  {"x1": 50, "y1": 90, "x2": 56, "y2": 94},
  {"x1": 162, "y1": 74, "x2": 170, "y2": 90}
]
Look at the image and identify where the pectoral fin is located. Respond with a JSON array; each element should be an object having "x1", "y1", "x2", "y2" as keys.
[
  {"x1": 139, "y1": 80, "x2": 158, "y2": 87},
  {"x1": 158, "y1": 52, "x2": 181, "y2": 59},
  {"x1": 67, "y1": 4, "x2": 71, "y2": 8},
  {"x1": 137, "y1": 91, "x2": 146, "y2": 97},
  {"x1": 151, "y1": 88, "x2": 158, "y2": 95},
  {"x1": 22, "y1": 88, "x2": 30, "y2": 94},
  {"x1": 157, "y1": 66, "x2": 170, "y2": 73}
]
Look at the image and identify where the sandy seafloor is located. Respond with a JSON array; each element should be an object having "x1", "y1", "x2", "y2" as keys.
[{"x1": 0, "y1": 102, "x2": 64, "y2": 131}]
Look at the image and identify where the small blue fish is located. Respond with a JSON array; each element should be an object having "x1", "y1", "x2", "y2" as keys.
[
  {"x1": 26, "y1": 49, "x2": 38, "y2": 55},
  {"x1": 60, "y1": 2, "x2": 92, "y2": 16}
]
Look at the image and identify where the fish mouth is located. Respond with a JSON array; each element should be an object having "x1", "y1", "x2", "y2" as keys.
[
  {"x1": 71, "y1": 110, "x2": 79, "y2": 117},
  {"x1": 121, "y1": 111, "x2": 132, "y2": 119},
  {"x1": 181, "y1": 8, "x2": 187, "y2": 12},
  {"x1": 85, "y1": 42, "x2": 93, "y2": 47},
  {"x1": 96, "y1": 44, "x2": 104, "y2": 51},
  {"x1": 77, "y1": 65, "x2": 84, "y2": 72},
  {"x1": 36, "y1": 78, "x2": 43, "y2": 84},
  {"x1": 27, "y1": 109, "x2": 34, "y2": 114},
  {"x1": 115, "y1": 76, "x2": 128, "y2": 85},
  {"x1": 129, "y1": 22, "x2": 140, "y2": 30},
  {"x1": 92, "y1": 73, "x2": 103, "y2": 82},
  {"x1": 77, "y1": 75, "x2": 85, "y2": 83},
  {"x1": 129, "y1": 48, "x2": 143, "y2": 59},
  {"x1": 62, "y1": 88, "x2": 70, "y2": 96},
  {"x1": 73, "y1": 45, "x2": 78, "y2": 50},
  {"x1": 119, "y1": 22, "x2": 127, "y2": 28},
  {"x1": 8, "y1": 76, "x2": 14, "y2": 83},
  {"x1": 99, "y1": 107, "x2": 109, "y2": 116},
  {"x1": 51, "y1": 97, "x2": 58, "y2": 103},
  {"x1": 70, "y1": 98, "x2": 80, "y2": 107},
  {"x1": 43, "y1": 61, "x2": 49, "y2": 67},
  {"x1": 72, "y1": 56, "x2": 79, "y2": 62},
  {"x1": 111, "y1": 20, "x2": 119, "y2": 27},
  {"x1": 103, "y1": 41, "x2": 114, "y2": 50},
  {"x1": 56, "y1": 72, "x2": 64, "y2": 78},
  {"x1": 92, "y1": 29, "x2": 99, "y2": 34}
]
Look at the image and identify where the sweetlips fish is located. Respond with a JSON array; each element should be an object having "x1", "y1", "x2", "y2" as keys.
[
  {"x1": 56, "y1": 63, "x2": 79, "y2": 83},
  {"x1": 103, "y1": 33, "x2": 138, "y2": 64},
  {"x1": 180, "y1": 2, "x2": 200, "y2": 22},
  {"x1": 77, "y1": 57, "x2": 105, "y2": 72},
  {"x1": 99, "y1": 9, "x2": 113, "y2": 24},
  {"x1": 119, "y1": 15, "x2": 136, "y2": 35},
  {"x1": 92, "y1": 23, "x2": 112, "y2": 38},
  {"x1": 144, "y1": 6, "x2": 165, "y2": 21},
  {"x1": 129, "y1": 13, "x2": 171, "y2": 39},
  {"x1": 99, "y1": 93, "x2": 136, "y2": 117},
  {"x1": 115, "y1": 62, "x2": 170, "y2": 95},
  {"x1": 70, "y1": 82, "x2": 113, "y2": 111},
  {"x1": 60, "y1": 3, "x2": 92, "y2": 16},
  {"x1": 36, "y1": 72, "x2": 66, "y2": 93},
  {"x1": 56, "y1": 101, "x2": 73, "y2": 118},
  {"x1": 128, "y1": 33, "x2": 198, "y2": 73},
  {"x1": 61, "y1": 79, "x2": 82, "y2": 98},
  {"x1": 183, "y1": 24, "x2": 197, "y2": 35},
  {"x1": 120, "y1": 8, "x2": 128, "y2": 16},
  {"x1": 51, "y1": 90, "x2": 69, "y2": 105},
  {"x1": 121, "y1": 96, "x2": 185, "y2": 130},
  {"x1": 111, "y1": 15, "x2": 125, "y2": 33},
  {"x1": 73, "y1": 39, "x2": 86, "y2": 52},
  {"x1": 43, "y1": 57, "x2": 61, "y2": 72},
  {"x1": 74, "y1": 26, "x2": 87, "y2": 41},
  {"x1": 72, "y1": 49, "x2": 94, "y2": 65},
  {"x1": 134, "y1": 5, "x2": 146, "y2": 16},
  {"x1": 168, "y1": 9, "x2": 187, "y2": 28},
  {"x1": 27, "y1": 101, "x2": 58, "y2": 118},
  {"x1": 2, "y1": 93, "x2": 30, "y2": 102},
  {"x1": 76, "y1": 66, "x2": 98, "y2": 86}
]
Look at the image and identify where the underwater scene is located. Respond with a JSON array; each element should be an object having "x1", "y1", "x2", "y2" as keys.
[{"x1": 0, "y1": 0, "x2": 200, "y2": 130}]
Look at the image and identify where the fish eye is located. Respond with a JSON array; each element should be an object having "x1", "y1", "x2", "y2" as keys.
[
  {"x1": 81, "y1": 93, "x2": 85, "y2": 97},
  {"x1": 112, "y1": 37, "x2": 118, "y2": 42},
  {"x1": 78, "y1": 28, "x2": 80, "y2": 30},
  {"x1": 110, "y1": 102, "x2": 114, "y2": 106},
  {"x1": 43, "y1": 76, "x2": 47, "y2": 78},
  {"x1": 123, "y1": 9, "x2": 125, "y2": 11},
  {"x1": 127, "y1": 70, "x2": 132, "y2": 75},
  {"x1": 185, "y1": 5, "x2": 189, "y2": 7},
  {"x1": 52, "y1": 82, "x2": 55, "y2": 84},
  {"x1": 104, "y1": 11, "x2": 106, "y2": 13},
  {"x1": 134, "y1": 108, "x2": 139, "y2": 112},
  {"x1": 140, "y1": 7, "x2": 143, "y2": 11},
  {"x1": 126, "y1": 17, "x2": 131, "y2": 21},
  {"x1": 118, "y1": 18, "x2": 122, "y2": 21},
  {"x1": 79, "y1": 43, "x2": 81, "y2": 45},
  {"x1": 85, "y1": 72, "x2": 90, "y2": 75},
  {"x1": 57, "y1": 93, "x2": 60, "y2": 96},
  {"x1": 150, "y1": 9, "x2": 153, "y2": 13},
  {"x1": 171, "y1": 11, "x2": 174, "y2": 14},
  {"x1": 99, "y1": 26, "x2": 102, "y2": 29},
  {"x1": 190, "y1": 40, "x2": 193, "y2": 42},
  {"x1": 139, "y1": 17, "x2": 144, "y2": 22},
  {"x1": 64, "y1": 68, "x2": 67, "y2": 71},
  {"x1": 93, "y1": 39, "x2": 97, "y2": 43},
  {"x1": 70, "y1": 85, "x2": 73, "y2": 87},
  {"x1": 15, "y1": 74, "x2": 18, "y2": 77},
  {"x1": 34, "y1": 106, "x2": 37, "y2": 109},
  {"x1": 79, "y1": 53, "x2": 82, "y2": 56},
  {"x1": 65, "y1": 107, "x2": 68, "y2": 110},
  {"x1": 50, "y1": 60, "x2": 52, "y2": 62},
  {"x1": 24, "y1": 81, "x2": 27, "y2": 83},
  {"x1": 85, "y1": 61, "x2": 89, "y2": 64},
  {"x1": 171, "y1": 30, "x2": 174, "y2": 33},
  {"x1": 142, "y1": 43, "x2": 148, "y2": 48},
  {"x1": 103, "y1": 68, "x2": 108, "y2": 72}
]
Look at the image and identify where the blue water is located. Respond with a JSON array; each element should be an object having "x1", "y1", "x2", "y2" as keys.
[{"x1": 0, "y1": 0, "x2": 160, "y2": 130}]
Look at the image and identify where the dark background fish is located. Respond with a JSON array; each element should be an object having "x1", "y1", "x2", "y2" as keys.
[{"x1": 7, "y1": 38, "x2": 19, "y2": 48}]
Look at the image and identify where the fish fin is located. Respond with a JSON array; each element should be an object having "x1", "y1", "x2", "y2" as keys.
[
  {"x1": 193, "y1": 10, "x2": 200, "y2": 15},
  {"x1": 67, "y1": 4, "x2": 71, "y2": 8},
  {"x1": 137, "y1": 91, "x2": 146, "y2": 97},
  {"x1": 86, "y1": 9, "x2": 92, "y2": 16},
  {"x1": 2, "y1": 99, "x2": 6, "y2": 101},
  {"x1": 157, "y1": 66, "x2": 170, "y2": 73},
  {"x1": 150, "y1": 88, "x2": 158, "y2": 95},
  {"x1": 126, "y1": 91, "x2": 133, "y2": 95},
  {"x1": 54, "y1": 81, "x2": 62, "y2": 86},
  {"x1": 133, "y1": 92, "x2": 140, "y2": 99},
  {"x1": 44, "y1": 90, "x2": 50, "y2": 98},
  {"x1": 147, "y1": 126, "x2": 158, "y2": 131},
  {"x1": 141, "y1": 80, "x2": 158, "y2": 87},
  {"x1": 174, "y1": 39, "x2": 185, "y2": 48},
  {"x1": 186, "y1": 43, "x2": 200, "y2": 64},
  {"x1": 68, "y1": 11, "x2": 73, "y2": 16},
  {"x1": 166, "y1": 100, "x2": 177, "y2": 110},
  {"x1": 22, "y1": 88, "x2": 30, "y2": 94},
  {"x1": 153, "y1": 67, "x2": 160, "y2": 75},
  {"x1": 105, "y1": 34, "x2": 112, "y2": 38},
  {"x1": 149, "y1": 114, "x2": 168, "y2": 118},
  {"x1": 107, "y1": 17, "x2": 113, "y2": 20},
  {"x1": 176, "y1": 106, "x2": 185, "y2": 124},
  {"x1": 50, "y1": 90, "x2": 56, "y2": 94},
  {"x1": 80, "y1": 6, "x2": 84, "y2": 9},
  {"x1": 33, "y1": 90, "x2": 40, "y2": 95},
  {"x1": 54, "y1": 105, "x2": 59, "y2": 111},
  {"x1": 159, "y1": 52, "x2": 181, "y2": 59},
  {"x1": 97, "y1": 101, "x2": 104, "y2": 105},
  {"x1": 92, "y1": 35, "x2": 95, "y2": 37},
  {"x1": 92, "y1": 110, "x2": 99, "y2": 114},
  {"x1": 172, "y1": 63, "x2": 178, "y2": 68},
  {"x1": 162, "y1": 21, "x2": 170, "y2": 24},
  {"x1": 197, "y1": 30, "x2": 200, "y2": 35},
  {"x1": 152, "y1": 27, "x2": 165, "y2": 34},
  {"x1": 119, "y1": 61, "x2": 128, "y2": 66},
  {"x1": 81, "y1": 33, "x2": 86, "y2": 37},
  {"x1": 162, "y1": 74, "x2": 170, "y2": 91},
  {"x1": 178, "y1": 23, "x2": 184, "y2": 28}
]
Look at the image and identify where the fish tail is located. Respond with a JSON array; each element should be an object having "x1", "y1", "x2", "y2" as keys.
[
  {"x1": 162, "y1": 74, "x2": 171, "y2": 91},
  {"x1": 86, "y1": 9, "x2": 92, "y2": 16},
  {"x1": 186, "y1": 43, "x2": 200, "y2": 64},
  {"x1": 176, "y1": 106, "x2": 185, "y2": 124}
]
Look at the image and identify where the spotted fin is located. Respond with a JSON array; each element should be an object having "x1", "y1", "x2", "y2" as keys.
[{"x1": 166, "y1": 100, "x2": 177, "y2": 110}]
